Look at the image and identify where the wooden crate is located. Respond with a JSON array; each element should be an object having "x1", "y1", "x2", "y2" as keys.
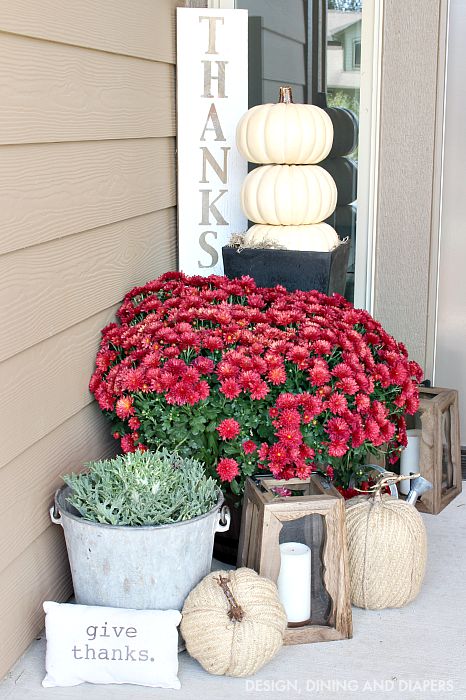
[
  {"x1": 411, "y1": 387, "x2": 462, "y2": 514},
  {"x1": 237, "y1": 475, "x2": 352, "y2": 645}
]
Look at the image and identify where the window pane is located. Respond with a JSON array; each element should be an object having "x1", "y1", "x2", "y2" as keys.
[
  {"x1": 236, "y1": 0, "x2": 365, "y2": 303},
  {"x1": 327, "y1": 1, "x2": 362, "y2": 301}
]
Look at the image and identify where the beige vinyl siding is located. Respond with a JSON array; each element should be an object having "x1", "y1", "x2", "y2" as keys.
[{"x1": 0, "y1": 0, "x2": 180, "y2": 677}]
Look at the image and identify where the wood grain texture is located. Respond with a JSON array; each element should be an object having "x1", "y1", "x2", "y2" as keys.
[
  {"x1": 415, "y1": 388, "x2": 462, "y2": 514},
  {"x1": 0, "y1": 33, "x2": 175, "y2": 144},
  {"x1": 0, "y1": 0, "x2": 180, "y2": 63},
  {"x1": 0, "y1": 404, "x2": 116, "y2": 574},
  {"x1": 0, "y1": 138, "x2": 176, "y2": 255},
  {"x1": 0, "y1": 306, "x2": 119, "y2": 470},
  {"x1": 0, "y1": 526, "x2": 72, "y2": 681},
  {"x1": 238, "y1": 476, "x2": 352, "y2": 646},
  {"x1": 0, "y1": 207, "x2": 177, "y2": 361},
  {"x1": 373, "y1": 0, "x2": 442, "y2": 368}
]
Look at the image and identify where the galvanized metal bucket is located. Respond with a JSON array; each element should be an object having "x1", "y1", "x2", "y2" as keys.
[{"x1": 51, "y1": 486, "x2": 230, "y2": 611}]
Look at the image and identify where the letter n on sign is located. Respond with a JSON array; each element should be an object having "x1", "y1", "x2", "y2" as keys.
[{"x1": 177, "y1": 8, "x2": 248, "y2": 275}]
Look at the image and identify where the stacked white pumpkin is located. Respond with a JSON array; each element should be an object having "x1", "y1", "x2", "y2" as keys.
[{"x1": 236, "y1": 87, "x2": 339, "y2": 253}]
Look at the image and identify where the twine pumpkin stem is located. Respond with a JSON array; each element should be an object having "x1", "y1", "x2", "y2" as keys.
[
  {"x1": 217, "y1": 575, "x2": 245, "y2": 622},
  {"x1": 278, "y1": 86, "x2": 293, "y2": 104},
  {"x1": 356, "y1": 471, "x2": 421, "y2": 501}
]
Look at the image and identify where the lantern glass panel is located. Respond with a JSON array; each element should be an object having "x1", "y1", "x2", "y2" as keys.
[
  {"x1": 279, "y1": 514, "x2": 331, "y2": 625},
  {"x1": 441, "y1": 407, "x2": 454, "y2": 489}
]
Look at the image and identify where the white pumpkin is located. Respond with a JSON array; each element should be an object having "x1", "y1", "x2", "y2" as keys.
[
  {"x1": 241, "y1": 164, "x2": 337, "y2": 225},
  {"x1": 236, "y1": 86, "x2": 333, "y2": 165},
  {"x1": 243, "y1": 223, "x2": 339, "y2": 252}
]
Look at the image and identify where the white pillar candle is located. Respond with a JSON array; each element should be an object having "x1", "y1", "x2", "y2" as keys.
[
  {"x1": 277, "y1": 542, "x2": 311, "y2": 624},
  {"x1": 399, "y1": 429, "x2": 421, "y2": 495}
]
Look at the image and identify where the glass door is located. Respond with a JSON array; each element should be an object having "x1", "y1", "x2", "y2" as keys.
[{"x1": 211, "y1": 0, "x2": 381, "y2": 308}]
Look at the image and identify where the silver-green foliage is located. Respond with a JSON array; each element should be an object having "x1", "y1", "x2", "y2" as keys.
[{"x1": 63, "y1": 449, "x2": 219, "y2": 526}]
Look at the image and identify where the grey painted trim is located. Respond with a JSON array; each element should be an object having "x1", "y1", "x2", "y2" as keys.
[{"x1": 426, "y1": 0, "x2": 450, "y2": 383}]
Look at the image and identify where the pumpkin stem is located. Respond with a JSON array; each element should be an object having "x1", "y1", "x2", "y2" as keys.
[
  {"x1": 217, "y1": 575, "x2": 245, "y2": 622},
  {"x1": 278, "y1": 86, "x2": 293, "y2": 104},
  {"x1": 362, "y1": 471, "x2": 420, "y2": 501}
]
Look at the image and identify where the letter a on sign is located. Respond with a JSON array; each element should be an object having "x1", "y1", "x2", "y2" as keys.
[{"x1": 177, "y1": 8, "x2": 248, "y2": 275}]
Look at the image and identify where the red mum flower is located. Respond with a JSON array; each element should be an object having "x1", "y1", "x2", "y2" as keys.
[
  {"x1": 277, "y1": 408, "x2": 301, "y2": 429},
  {"x1": 276, "y1": 393, "x2": 300, "y2": 410},
  {"x1": 351, "y1": 428, "x2": 366, "y2": 449},
  {"x1": 286, "y1": 345, "x2": 309, "y2": 367},
  {"x1": 326, "y1": 417, "x2": 351, "y2": 442},
  {"x1": 120, "y1": 434, "x2": 136, "y2": 453},
  {"x1": 94, "y1": 386, "x2": 115, "y2": 411},
  {"x1": 276, "y1": 426, "x2": 302, "y2": 445},
  {"x1": 216, "y1": 457, "x2": 239, "y2": 482},
  {"x1": 355, "y1": 393, "x2": 371, "y2": 413},
  {"x1": 242, "y1": 440, "x2": 257, "y2": 454},
  {"x1": 121, "y1": 367, "x2": 146, "y2": 392},
  {"x1": 238, "y1": 370, "x2": 262, "y2": 391},
  {"x1": 328, "y1": 440, "x2": 348, "y2": 457},
  {"x1": 217, "y1": 418, "x2": 241, "y2": 440},
  {"x1": 115, "y1": 396, "x2": 135, "y2": 419},
  {"x1": 332, "y1": 362, "x2": 354, "y2": 379},
  {"x1": 389, "y1": 362, "x2": 409, "y2": 384},
  {"x1": 327, "y1": 393, "x2": 348, "y2": 415},
  {"x1": 295, "y1": 463, "x2": 312, "y2": 479},
  {"x1": 379, "y1": 420, "x2": 396, "y2": 442},
  {"x1": 220, "y1": 378, "x2": 241, "y2": 399},
  {"x1": 364, "y1": 417, "x2": 381, "y2": 443},
  {"x1": 309, "y1": 360, "x2": 331, "y2": 386},
  {"x1": 258, "y1": 443, "x2": 269, "y2": 461},
  {"x1": 301, "y1": 394, "x2": 324, "y2": 421},
  {"x1": 312, "y1": 339, "x2": 332, "y2": 355},
  {"x1": 128, "y1": 416, "x2": 141, "y2": 430},
  {"x1": 267, "y1": 366, "x2": 287, "y2": 385},
  {"x1": 197, "y1": 380, "x2": 210, "y2": 401},
  {"x1": 250, "y1": 381, "x2": 269, "y2": 400},
  {"x1": 193, "y1": 356, "x2": 215, "y2": 374},
  {"x1": 406, "y1": 393, "x2": 420, "y2": 414},
  {"x1": 336, "y1": 377, "x2": 359, "y2": 395}
]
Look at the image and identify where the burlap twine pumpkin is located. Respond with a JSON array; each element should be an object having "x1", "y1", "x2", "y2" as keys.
[
  {"x1": 181, "y1": 567, "x2": 287, "y2": 677},
  {"x1": 346, "y1": 481, "x2": 427, "y2": 609}
]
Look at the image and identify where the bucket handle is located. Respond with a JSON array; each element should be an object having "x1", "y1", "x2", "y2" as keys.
[
  {"x1": 50, "y1": 490, "x2": 62, "y2": 526},
  {"x1": 216, "y1": 505, "x2": 231, "y2": 533}
]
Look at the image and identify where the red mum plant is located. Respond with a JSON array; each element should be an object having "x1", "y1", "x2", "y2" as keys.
[{"x1": 89, "y1": 272, "x2": 422, "y2": 497}]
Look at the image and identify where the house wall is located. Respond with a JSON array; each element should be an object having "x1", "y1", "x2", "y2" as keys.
[
  {"x1": 341, "y1": 22, "x2": 360, "y2": 72},
  {"x1": 0, "y1": 0, "x2": 179, "y2": 678},
  {"x1": 372, "y1": 0, "x2": 447, "y2": 372}
]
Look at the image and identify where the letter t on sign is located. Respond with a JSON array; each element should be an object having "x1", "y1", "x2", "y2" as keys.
[{"x1": 177, "y1": 8, "x2": 248, "y2": 276}]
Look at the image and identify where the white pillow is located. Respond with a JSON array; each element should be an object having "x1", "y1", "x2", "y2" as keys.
[{"x1": 42, "y1": 601, "x2": 181, "y2": 689}]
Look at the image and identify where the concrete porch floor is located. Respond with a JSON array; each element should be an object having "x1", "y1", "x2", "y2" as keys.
[{"x1": 1, "y1": 486, "x2": 466, "y2": 700}]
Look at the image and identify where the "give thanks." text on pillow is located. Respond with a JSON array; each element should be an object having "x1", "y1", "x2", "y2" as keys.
[{"x1": 43, "y1": 602, "x2": 181, "y2": 689}]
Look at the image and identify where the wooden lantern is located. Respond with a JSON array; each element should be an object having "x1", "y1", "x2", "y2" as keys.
[
  {"x1": 405, "y1": 387, "x2": 462, "y2": 514},
  {"x1": 237, "y1": 475, "x2": 352, "y2": 645}
]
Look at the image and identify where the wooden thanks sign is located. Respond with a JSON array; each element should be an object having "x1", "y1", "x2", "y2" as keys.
[{"x1": 177, "y1": 8, "x2": 248, "y2": 275}]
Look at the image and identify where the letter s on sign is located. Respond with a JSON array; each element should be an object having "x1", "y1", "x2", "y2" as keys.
[{"x1": 198, "y1": 231, "x2": 218, "y2": 269}]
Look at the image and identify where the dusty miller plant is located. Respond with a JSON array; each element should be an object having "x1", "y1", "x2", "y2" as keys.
[{"x1": 63, "y1": 449, "x2": 219, "y2": 526}]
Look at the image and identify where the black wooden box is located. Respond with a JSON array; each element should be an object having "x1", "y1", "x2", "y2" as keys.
[{"x1": 222, "y1": 240, "x2": 350, "y2": 295}]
